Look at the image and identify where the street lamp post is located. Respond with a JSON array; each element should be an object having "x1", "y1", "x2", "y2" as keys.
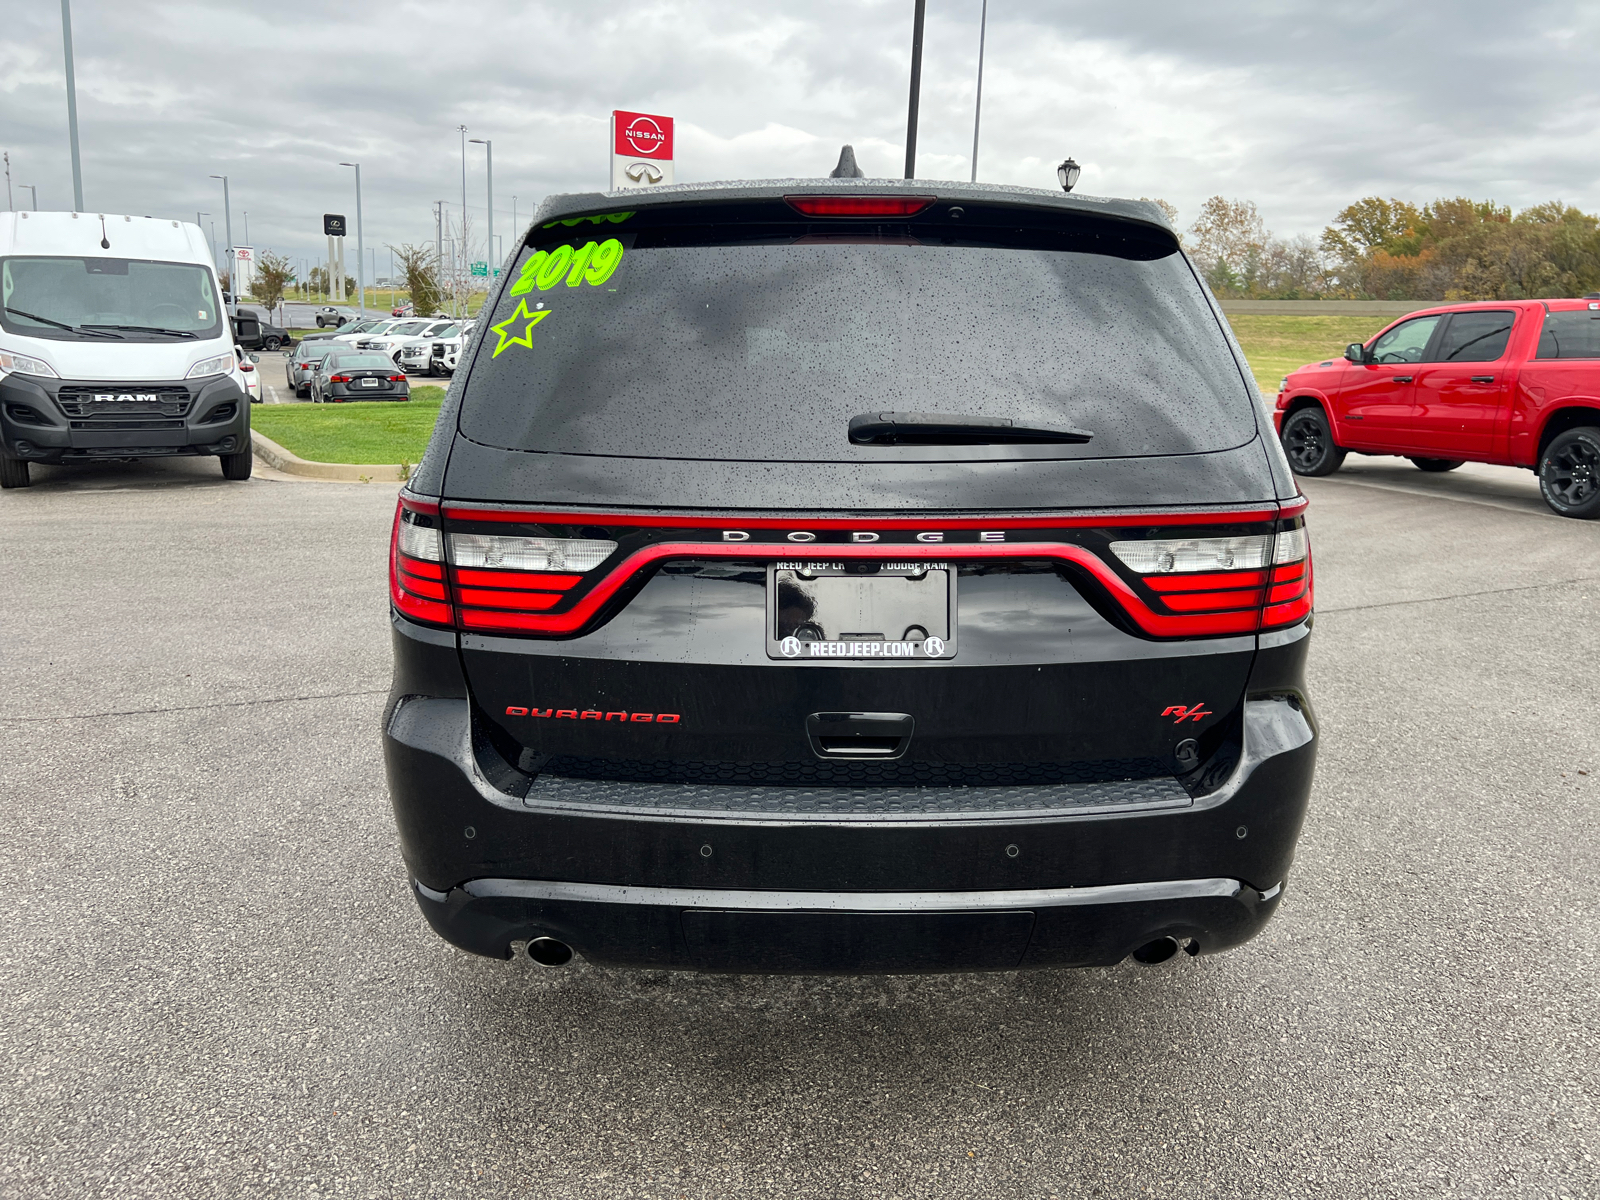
[
  {"x1": 457, "y1": 125, "x2": 468, "y2": 267},
  {"x1": 971, "y1": 0, "x2": 988, "y2": 182},
  {"x1": 21, "y1": 185, "x2": 38, "y2": 211},
  {"x1": 60, "y1": 0, "x2": 84, "y2": 211},
  {"x1": 339, "y1": 161, "x2": 365, "y2": 316},
  {"x1": 469, "y1": 138, "x2": 492, "y2": 283},
  {"x1": 1056, "y1": 158, "x2": 1082, "y2": 193},
  {"x1": 209, "y1": 174, "x2": 235, "y2": 315},
  {"x1": 904, "y1": 0, "x2": 927, "y2": 179},
  {"x1": 197, "y1": 211, "x2": 211, "y2": 271}
]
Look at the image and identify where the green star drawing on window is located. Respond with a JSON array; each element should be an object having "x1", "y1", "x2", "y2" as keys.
[{"x1": 490, "y1": 299, "x2": 552, "y2": 358}]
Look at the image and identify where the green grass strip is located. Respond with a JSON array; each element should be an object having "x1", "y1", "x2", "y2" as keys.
[{"x1": 251, "y1": 386, "x2": 447, "y2": 465}]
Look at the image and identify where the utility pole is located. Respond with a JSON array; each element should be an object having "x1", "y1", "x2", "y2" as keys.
[
  {"x1": 470, "y1": 138, "x2": 493, "y2": 282},
  {"x1": 22, "y1": 185, "x2": 38, "y2": 211},
  {"x1": 971, "y1": 0, "x2": 988, "y2": 182},
  {"x1": 457, "y1": 125, "x2": 469, "y2": 267},
  {"x1": 210, "y1": 174, "x2": 234, "y2": 315},
  {"x1": 905, "y1": 0, "x2": 927, "y2": 180},
  {"x1": 340, "y1": 161, "x2": 365, "y2": 316},
  {"x1": 60, "y1": 0, "x2": 84, "y2": 210},
  {"x1": 512, "y1": 195, "x2": 517, "y2": 238},
  {"x1": 4, "y1": 152, "x2": 11, "y2": 211}
]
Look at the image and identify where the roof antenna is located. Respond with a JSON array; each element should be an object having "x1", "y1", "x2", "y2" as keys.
[
  {"x1": 98, "y1": 214, "x2": 110, "y2": 249},
  {"x1": 829, "y1": 145, "x2": 865, "y2": 179}
]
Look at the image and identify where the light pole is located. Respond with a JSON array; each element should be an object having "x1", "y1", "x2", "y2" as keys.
[
  {"x1": 970, "y1": 0, "x2": 988, "y2": 182},
  {"x1": 21, "y1": 185, "x2": 38, "y2": 211},
  {"x1": 197, "y1": 211, "x2": 211, "y2": 270},
  {"x1": 905, "y1": 0, "x2": 927, "y2": 179},
  {"x1": 60, "y1": 0, "x2": 83, "y2": 210},
  {"x1": 457, "y1": 125, "x2": 468, "y2": 267},
  {"x1": 512, "y1": 195, "x2": 517, "y2": 238},
  {"x1": 339, "y1": 161, "x2": 365, "y2": 316},
  {"x1": 210, "y1": 174, "x2": 235, "y2": 315},
  {"x1": 469, "y1": 138, "x2": 492, "y2": 282}
]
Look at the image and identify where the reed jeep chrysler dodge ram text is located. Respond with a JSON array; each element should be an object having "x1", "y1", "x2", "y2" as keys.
[{"x1": 382, "y1": 180, "x2": 1318, "y2": 975}]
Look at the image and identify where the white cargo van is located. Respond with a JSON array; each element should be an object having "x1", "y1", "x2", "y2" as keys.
[{"x1": 0, "y1": 211, "x2": 252, "y2": 488}]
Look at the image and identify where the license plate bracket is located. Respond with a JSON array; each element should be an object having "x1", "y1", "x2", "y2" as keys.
[
  {"x1": 765, "y1": 562, "x2": 956, "y2": 661},
  {"x1": 360, "y1": 377, "x2": 380, "y2": 387}
]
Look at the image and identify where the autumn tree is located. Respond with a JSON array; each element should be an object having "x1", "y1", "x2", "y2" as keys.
[
  {"x1": 391, "y1": 243, "x2": 445, "y2": 317},
  {"x1": 252, "y1": 251, "x2": 293, "y2": 311}
]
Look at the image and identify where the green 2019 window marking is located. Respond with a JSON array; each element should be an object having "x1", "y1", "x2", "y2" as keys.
[
  {"x1": 489, "y1": 299, "x2": 552, "y2": 358},
  {"x1": 542, "y1": 211, "x2": 634, "y2": 229},
  {"x1": 509, "y1": 239, "x2": 624, "y2": 296}
]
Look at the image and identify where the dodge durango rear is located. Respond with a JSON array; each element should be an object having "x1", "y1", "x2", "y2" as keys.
[{"x1": 382, "y1": 178, "x2": 1318, "y2": 975}]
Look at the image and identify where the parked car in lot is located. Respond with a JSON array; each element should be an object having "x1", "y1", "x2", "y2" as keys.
[
  {"x1": 298, "y1": 317, "x2": 385, "y2": 346},
  {"x1": 235, "y1": 347, "x2": 262, "y2": 403},
  {"x1": 356, "y1": 319, "x2": 450, "y2": 360},
  {"x1": 395, "y1": 323, "x2": 462, "y2": 375},
  {"x1": 284, "y1": 339, "x2": 331, "y2": 397},
  {"x1": 315, "y1": 306, "x2": 357, "y2": 328},
  {"x1": 390, "y1": 302, "x2": 415, "y2": 317},
  {"x1": 0, "y1": 211, "x2": 253, "y2": 488},
  {"x1": 383, "y1": 181, "x2": 1317, "y2": 975},
  {"x1": 423, "y1": 320, "x2": 475, "y2": 375},
  {"x1": 231, "y1": 308, "x2": 290, "y2": 352},
  {"x1": 310, "y1": 350, "x2": 410, "y2": 403},
  {"x1": 1277, "y1": 299, "x2": 1600, "y2": 517}
]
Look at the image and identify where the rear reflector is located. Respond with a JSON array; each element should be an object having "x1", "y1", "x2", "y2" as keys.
[{"x1": 785, "y1": 195, "x2": 936, "y2": 218}]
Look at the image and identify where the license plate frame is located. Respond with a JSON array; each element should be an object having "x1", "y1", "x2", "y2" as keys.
[
  {"x1": 360, "y1": 377, "x2": 380, "y2": 388},
  {"x1": 764, "y1": 561, "x2": 957, "y2": 661}
]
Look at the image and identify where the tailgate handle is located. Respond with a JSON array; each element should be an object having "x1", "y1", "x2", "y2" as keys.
[{"x1": 806, "y1": 712, "x2": 914, "y2": 760}]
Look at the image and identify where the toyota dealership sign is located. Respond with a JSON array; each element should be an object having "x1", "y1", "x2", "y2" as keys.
[{"x1": 611, "y1": 109, "x2": 674, "y2": 191}]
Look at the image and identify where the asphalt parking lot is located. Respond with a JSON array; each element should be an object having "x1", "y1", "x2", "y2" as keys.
[{"x1": 1, "y1": 457, "x2": 1595, "y2": 1199}]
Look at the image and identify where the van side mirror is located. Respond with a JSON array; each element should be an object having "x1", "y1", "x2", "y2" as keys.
[{"x1": 1344, "y1": 343, "x2": 1369, "y2": 364}]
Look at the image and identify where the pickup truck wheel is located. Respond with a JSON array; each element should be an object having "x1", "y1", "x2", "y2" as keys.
[
  {"x1": 0, "y1": 456, "x2": 31, "y2": 489},
  {"x1": 1539, "y1": 427, "x2": 1600, "y2": 518},
  {"x1": 219, "y1": 449, "x2": 253, "y2": 480},
  {"x1": 1281, "y1": 407, "x2": 1346, "y2": 476},
  {"x1": 1409, "y1": 457, "x2": 1465, "y2": 472}
]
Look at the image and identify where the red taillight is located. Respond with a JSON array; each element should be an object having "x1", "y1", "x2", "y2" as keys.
[
  {"x1": 329, "y1": 374, "x2": 351, "y2": 383},
  {"x1": 389, "y1": 375, "x2": 406, "y2": 382},
  {"x1": 1261, "y1": 527, "x2": 1313, "y2": 628},
  {"x1": 389, "y1": 497, "x2": 453, "y2": 626},
  {"x1": 785, "y1": 195, "x2": 936, "y2": 218}
]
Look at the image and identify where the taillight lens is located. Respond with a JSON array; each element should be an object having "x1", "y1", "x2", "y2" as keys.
[
  {"x1": 450, "y1": 533, "x2": 615, "y2": 573},
  {"x1": 1261, "y1": 525, "x2": 1313, "y2": 629},
  {"x1": 785, "y1": 195, "x2": 936, "y2": 217},
  {"x1": 388, "y1": 375, "x2": 406, "y2": 382},
  {"x1": 1108, "y1": 526, "x2": 1312, "y2": 632},
  {"x1": 329, "y1": 374, "x2": 351, "y2": 383},
  {"x1": 389, "y1": 499, "x2": 452, "y2": 626}
]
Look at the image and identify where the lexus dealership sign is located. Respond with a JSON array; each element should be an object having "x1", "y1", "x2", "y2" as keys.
[{"x1": 611, "y1": 110, "x2": 674, "y2": 191}]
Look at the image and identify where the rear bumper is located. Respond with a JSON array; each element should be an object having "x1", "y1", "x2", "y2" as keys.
[{"x1": 383, "y1": 618, "x2": 1317, "y2": 973}]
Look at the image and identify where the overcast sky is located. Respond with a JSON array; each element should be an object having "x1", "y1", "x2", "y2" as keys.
[{"x1": 4, "y1": 0, "x2": 1599, "y2": 275}]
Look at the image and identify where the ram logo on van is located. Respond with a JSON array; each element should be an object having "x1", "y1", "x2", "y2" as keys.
[{"x1": 92, "y1": 393, "x2": 160, "y2": 403}]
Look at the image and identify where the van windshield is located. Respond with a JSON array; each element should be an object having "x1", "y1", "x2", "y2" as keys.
[
  {"x1": 458, "y1": 207, "x2": 1258, "y2": 463},
  {"x1": 0, "y1": 257, "x2": 223, "y2": 341}
]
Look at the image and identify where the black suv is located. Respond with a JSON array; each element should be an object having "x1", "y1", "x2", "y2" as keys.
[{"x1": 384, "y1": 181, "x2": 1317, "y2": 974}]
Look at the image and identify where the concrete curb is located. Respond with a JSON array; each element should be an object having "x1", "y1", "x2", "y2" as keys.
[{"x1": 250, "y1": 429, "x2": 409, "y2": 483}]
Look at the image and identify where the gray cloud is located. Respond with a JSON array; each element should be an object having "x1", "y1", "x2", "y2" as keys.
[{"x1": 3, "y1": 0, "x2": 1598, "y2": 271}]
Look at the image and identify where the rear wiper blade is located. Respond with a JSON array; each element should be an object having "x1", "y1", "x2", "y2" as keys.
[
  {"x1": 848, "y1": 411, "x2": 1094, "y2": 446},
  {"x1": 83, "y1": 324, "x2": 198, "y2": 339},
  {"x1": 4, "y1": 306, "x2": 122, "y2": 338}
]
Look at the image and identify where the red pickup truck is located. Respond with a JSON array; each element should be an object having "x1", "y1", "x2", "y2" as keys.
[{"x1": 1274, "y1": 298, "x2": 1600, "y2": 518}]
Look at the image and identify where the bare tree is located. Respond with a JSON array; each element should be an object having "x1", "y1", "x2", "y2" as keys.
[{"x1": 391, "y1": 243, "x2": 444, "y2": 316}]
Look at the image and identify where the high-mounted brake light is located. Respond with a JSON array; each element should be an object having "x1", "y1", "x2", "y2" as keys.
[{"x1": 785, "y1": 195, "x2": 936, "y2": 218}]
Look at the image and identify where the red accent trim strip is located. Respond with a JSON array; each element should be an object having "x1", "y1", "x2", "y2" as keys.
[
  {"x1": 399, "y1": 572, "x2": 449, "y2": 602},
  {"x1": 456, "y1": 541, "x2": 1259, "y2": 638},
  {"x1": 1144, "y1": 569, "x2": 1267, "y2": 593},
  {"x1": 400, "y1": 494, "x2": 440, "y2": 516},
  {"x1": 399, "y1": 555, "x2": 443, "y2": 581},
  {"x1": 1279, "y1": 495, "x2": 1309, "y2": 519},
  {"x1": 1159, "y1": 588, "x2": 1263, "y2": 614},
  {"x1": 453, "y1": 567, "x2": 582, "y2": 591},
  {"x1": 442, "y1": 506, "x2": 1282, "y2": 530},
  {"x1": 457, "y1": 587, "x2": 563, "y2": 611}
]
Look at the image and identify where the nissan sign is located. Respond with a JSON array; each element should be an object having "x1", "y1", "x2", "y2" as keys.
[{"x1": 610, "y1": 110, "x2": 675, "y2": 191}]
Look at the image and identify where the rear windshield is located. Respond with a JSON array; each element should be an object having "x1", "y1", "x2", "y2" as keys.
[
  {"x1": 328, "y1": 354, "x2": 393, "y2": 369},
  {"x1": 1537, "y1": 310, "x2": 1600, "y2": 359},
  {"x1": 458, "y1": 201, "x2": 1257, "y2": 462}
]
